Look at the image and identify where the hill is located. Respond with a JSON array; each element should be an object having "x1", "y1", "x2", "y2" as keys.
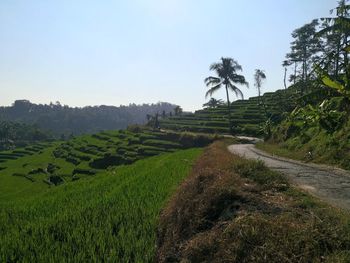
[
  {"x1": 159, "y1": 87, "x2": 299, "y2": 136},
  {"x1": 0, "y1": 100, "x2": 177, "y2": 136}
]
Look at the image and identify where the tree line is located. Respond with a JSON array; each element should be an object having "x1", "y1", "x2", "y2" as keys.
[
  {"x1": 0, "y1": 121, "x2": 52, "y2": 150},
  {"x1": 203, "y1": 0, "x2": 350, "y2": 135},
  {"x1": 0, "y1": 100, "x2": 177, "y2": 137},
  {"x1": 283, "y1": 0, "x2": 350, "y2": 99}
]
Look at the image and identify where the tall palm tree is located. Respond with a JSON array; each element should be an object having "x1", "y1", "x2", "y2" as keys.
[
  {"x1": 254, "y1": 69, "x2": 266, "y2": 97},
  {"x1": 254, "y1": 69, "x2": 267, "y2": 117},
  {"x1": 205, "y1": 57, "x2": 248, "y2": 133}
]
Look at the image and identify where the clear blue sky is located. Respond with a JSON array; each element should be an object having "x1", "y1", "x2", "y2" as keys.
[{"x1": 0, "y1": 0, "x2": 337, "y2": 111}]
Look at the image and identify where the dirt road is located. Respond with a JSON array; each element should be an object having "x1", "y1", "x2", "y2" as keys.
[{"x1": 228, "y1": 143, "x2": 350, "y2": 210}]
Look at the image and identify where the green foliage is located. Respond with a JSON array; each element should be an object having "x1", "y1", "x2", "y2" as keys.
[
  {"x1": 292, "y1": 102, "x2": 344, "y2": 133},
  {"x1": 0, "y1": 121, "x2": 52, "y2": 150},
  {"x1": 269, "y1": 96, "x2": 346, "y2": 146},
  {"x1": 0, "y1": 149, "x2": 201, "y2": 262},
  {"x1": 284, "y1": 19, "x2": 321, "y2": 91},
  {"x1": 266, "y1": 108, "x2": 350, "y2": 170},
  {"x1": 202, "y1": 98, "x2": 225, "y2": 109},
  {"x1": 315, "y1": 65, "x2": 350, "y2": 99},
  {"x1": 259, "y1": 118, "x2": 272, "y2": 140}
]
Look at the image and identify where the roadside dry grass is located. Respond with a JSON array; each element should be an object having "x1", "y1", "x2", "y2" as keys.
[{"x1": 156, "y1": 141, "x2": 350, "y2": 263}]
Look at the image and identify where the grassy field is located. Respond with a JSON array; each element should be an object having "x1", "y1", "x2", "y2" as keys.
[
  {"x1": 0, "y1": 148, "x2": 202, "y2": 262},
  {"x1": 0, "y1": 128, "x2": 215, "y2": 200}
]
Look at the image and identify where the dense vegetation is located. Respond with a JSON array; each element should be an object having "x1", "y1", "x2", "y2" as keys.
[
  {"x1": 157, "y1": 141, "x2": 350, "y2": 262},
  {"x1": 259, "y1": 1, "x2": 350, "y2": 169},
  {"x1": 0, "y1": 100, "x2": 177, "y2": 136},
  {"x1": 0, "y1": 120, "x2": 52, "y2": 150},
  {"x1": 0, "y1": 148, "x2": 201, "y2": 262}
]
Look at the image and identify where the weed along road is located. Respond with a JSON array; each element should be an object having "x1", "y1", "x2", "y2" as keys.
[{"x1": 228, "y1": 143, "x2": 350, "y2": 211}]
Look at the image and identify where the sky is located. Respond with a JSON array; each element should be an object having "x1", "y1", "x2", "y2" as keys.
[{"x1": 0, "y1": 0, "x2": 338, "y2": 111}]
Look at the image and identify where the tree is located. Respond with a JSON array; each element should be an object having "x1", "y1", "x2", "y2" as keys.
[
  {"x1": 205, "y1": 57, "x2": 248, "y2": 133},
  {"x1": 254, "y1": 69, "x2": 266, "y2": 100},
  {"x1": 284, "y1": 19, "x2": 323, "y2": 94},
  {"x1": 202, "y1": 98, "x2": 224, "y2": 109},
  {"x1": 315, "y1": 0, "x2": 350, "y2": 99},
  {"x1": 174, "y1": 106, "x2": 183, "y2": 116},
  {"x1": 317, "y1": 0, "x2": 350, "y2": 78},
  {"x1": 254, "y1": 69, "x2": 267, "y2": 116},
  {"x1": 153, "y1": 112, "x2": 160, "y2": 130},
  {"x1": 282, "y1": 62, "x2": 288, "y2": 89}
]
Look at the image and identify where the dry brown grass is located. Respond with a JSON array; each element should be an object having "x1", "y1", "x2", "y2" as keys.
[{"x1": 156, "y1": 141, "x2": 350, "y2": 263}]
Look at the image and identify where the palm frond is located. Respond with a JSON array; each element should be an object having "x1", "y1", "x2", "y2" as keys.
[
  {"x1": 229, "y1": 74, "x2": 249, "y2": 87},
  {"x1": 228, "y1": 84, "x2": 244, "y2": 100},
  {"x1": 205, "y1": 83, "x2": 222, "y2": 98},
  {"x1": 205, "y1": 57, "x2": 247, "y2": 99},
  {"x1": 204, "y1": 76, "x2": 221, "y2": 86},
  {"x1": 209, "y1": 62, "x2": 222, "y2": 72},
  {"x1": 255, "y1": 69, "x2": 266, "y2": 79}
]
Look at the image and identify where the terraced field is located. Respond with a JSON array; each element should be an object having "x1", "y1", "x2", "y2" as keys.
[
  {"x1": 0, "y1": 147, "x2": 202, "y2": 262},
  {"x1": 0, "y1": 129, "x2": 215, "y2": 199},
  {"x1": 159, "y1": 88, "x2": 299, "y2": 136}
]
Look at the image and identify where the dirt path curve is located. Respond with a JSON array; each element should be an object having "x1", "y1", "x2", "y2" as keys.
[{"x1": 228, "y1": 142, "x2": 350, "y2": 211}]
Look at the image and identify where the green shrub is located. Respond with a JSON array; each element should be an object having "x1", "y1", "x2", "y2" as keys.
[{"x1": 89, "y1": 154, "x2": 125, "y2": 169}]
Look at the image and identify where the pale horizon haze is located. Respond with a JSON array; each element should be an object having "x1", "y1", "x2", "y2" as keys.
[{"x1": 0, "y1": 0, "x2": 338, "y2": 111}]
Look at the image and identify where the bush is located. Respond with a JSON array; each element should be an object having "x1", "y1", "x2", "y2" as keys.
[
  {"x1": 65, "y1": 157, "x2": 80, "y2": 165},
  {"x1": 47, "y1": 175, "x2": 64, "y2": 186},
  {"x1": 89, "y1": 154, "x2": 125, "y2": 169},
  {"x1": 127, "y1": 124, "x2": 144, "y2": 133}
]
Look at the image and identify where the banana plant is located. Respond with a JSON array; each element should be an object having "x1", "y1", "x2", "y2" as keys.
[{"x1": 315, "y1": 64, "x2": 350, "y2": 99}]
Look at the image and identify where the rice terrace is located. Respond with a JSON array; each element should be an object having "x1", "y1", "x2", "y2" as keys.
[{"x1": 1, "y1": 1, "x2": 350, "y2": 262}]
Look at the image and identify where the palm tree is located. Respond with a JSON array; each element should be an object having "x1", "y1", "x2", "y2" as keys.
[
  {"x1": 202, "y1": 98, "x2": 224, "y2": 109},
  {"x1": 254, "y1": 69, "x2": 266, "y2": 98},
  {"x1": 254, "y1": 69, "x2": 267, "y2": 116},
  {"x1": 205, "y1": 57, "x2": 248, "y2": 133}
]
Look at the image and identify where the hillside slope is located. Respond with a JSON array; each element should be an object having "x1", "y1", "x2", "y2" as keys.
[
  {"x1": 159, "y1": 87, "x2": 299, "y2": 136},
  {"x1": 258, "y1": 96, "x2": 350, "y2": 170},
  {"x1": 0, "y1": 128, "x2": 215, "y2": 200},
  {"x1": 0, "y1": 148, "x2": 201, "y2": 262}
]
